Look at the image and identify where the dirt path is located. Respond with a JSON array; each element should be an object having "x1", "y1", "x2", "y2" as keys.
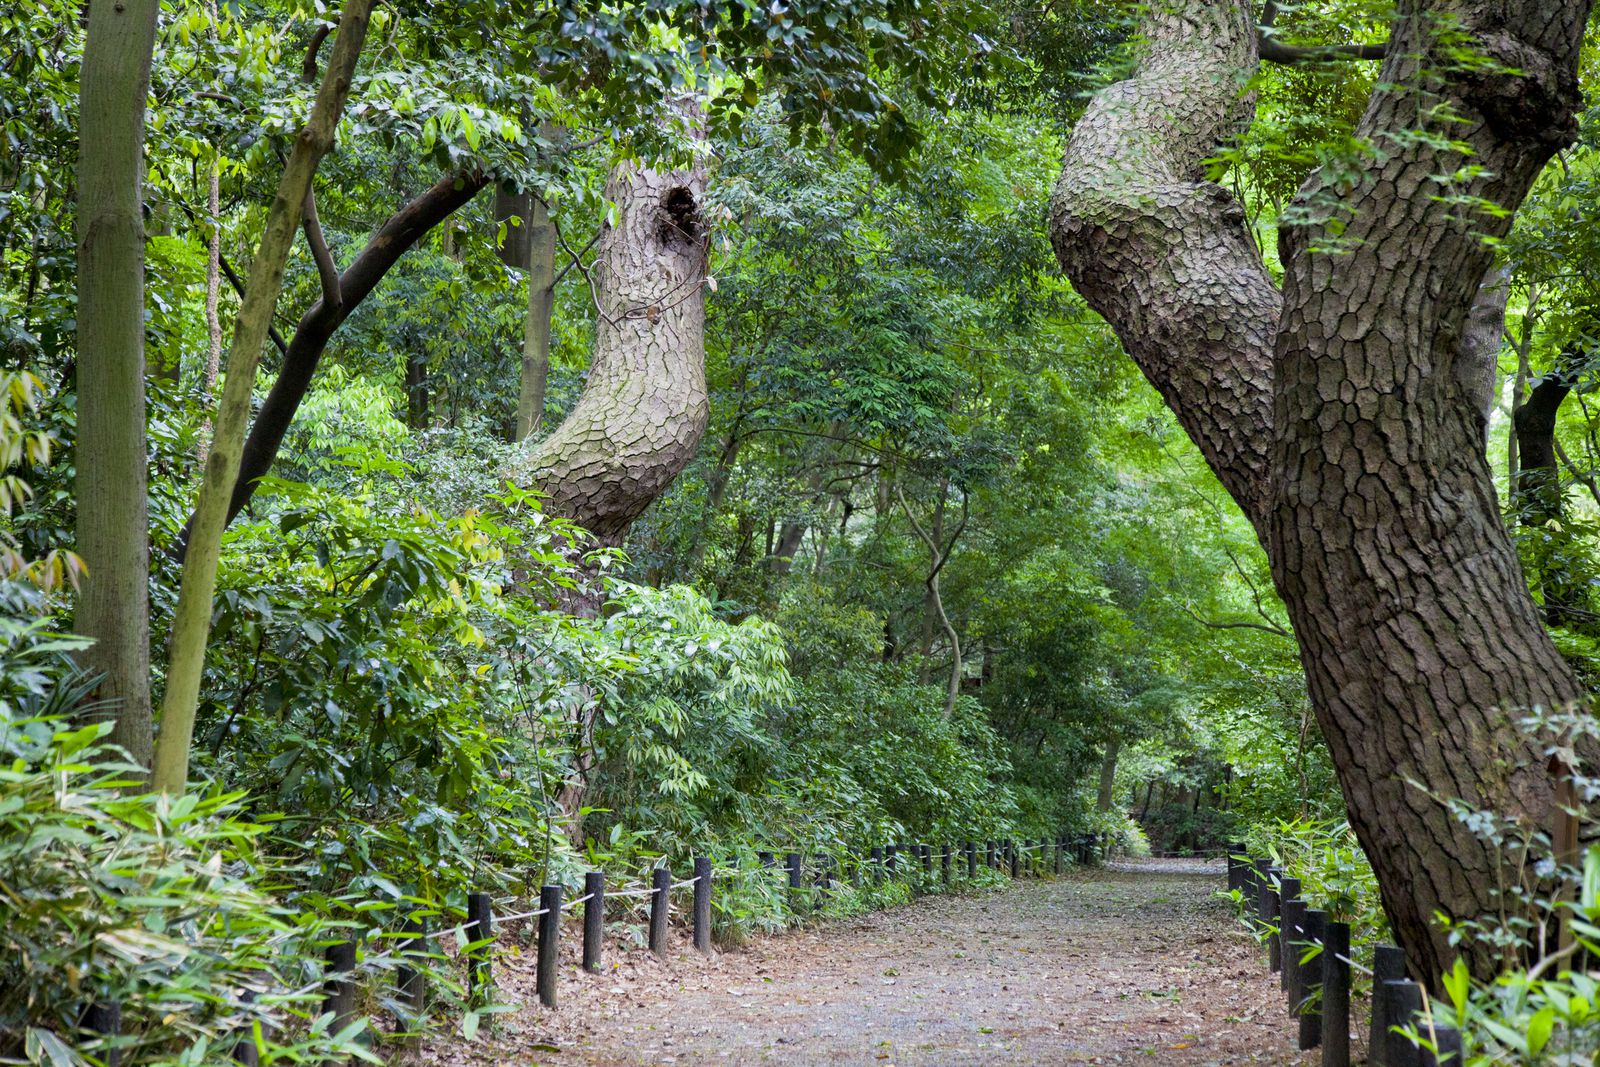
[{"x1": 425, "y1": 860, "x2": 1323, "y2": 1066}]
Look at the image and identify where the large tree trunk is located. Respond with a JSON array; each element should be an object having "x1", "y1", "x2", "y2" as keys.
[
  {"x1": 1513, "y1": 368, "x2": 1581, "y2": 624},
  {"x1": 514, "y1": 194, "x2": 556, "y2": 441},
  {"x1": 507, "y1": 138, "x2": 708, "y2": 551},
  {"x1": 1050, "y1": 0, "x2": 1590, "y2": 981},
  {"x1": 74, "y1": 0, "x2": 162, "y2": 771},
  {"x1": 512, "y1": 120, "x2": 710, "y2": 839}
]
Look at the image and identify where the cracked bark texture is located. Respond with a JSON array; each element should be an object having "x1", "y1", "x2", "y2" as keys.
[
  {"x1": 1051, "y1": 0, "x2": 1592, "y2": 980},
  {"x1": 508, "y1": 146, "x2": 709, "y2": 552}
]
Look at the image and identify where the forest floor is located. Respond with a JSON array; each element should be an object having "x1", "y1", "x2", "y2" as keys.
[{"x1": 419, "y1": 859, "x2": 1336, "y2": 1066}]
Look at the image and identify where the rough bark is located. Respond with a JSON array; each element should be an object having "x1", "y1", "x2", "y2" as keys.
[
  {"x1": 1050, "y1": 0, "x2": 1591, "y2": 980},
  {"x1": 506, "y1": 135, "x2": 709, "y2": 549},
  {"x1": 153, "y1": 0, "x2": 373, "y2": 794},
  {"x1": 74, "y1": 0, "x2": 161, "y2": 770}
]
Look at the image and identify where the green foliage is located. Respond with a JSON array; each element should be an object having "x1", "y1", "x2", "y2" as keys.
[{"x1": 0, "y1": 710, "x2": 368, "y2": 1066}]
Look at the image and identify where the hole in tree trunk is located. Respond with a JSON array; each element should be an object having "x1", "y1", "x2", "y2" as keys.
[{"x1": 659, "y1": 186, "x2": 701, "y2": 246}]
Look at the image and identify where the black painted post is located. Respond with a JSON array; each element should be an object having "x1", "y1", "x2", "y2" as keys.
[
  {"x1": 1054, "y1": 837, "x2": 1064, "y2": 875},
  {"x1": 324, "y1": 939, "x2": 358, "y2": 1029},
  {"x1": 1284, "y1": 896, "x2": 1308, "y2": 1017},
  {"x1": 1022, "y1": 839, "x2": 1033, "y2": 876},
  {"x1": 941, "y1": 843, "x2": 952, "y2": 886},
  {"x1": 1382, "y1": 979, "x2": 1425, "y2": 1067},
  {"x1": 397, "y1": 917, "x2": 428, "y2": 1021},
  {"x1": 466, "y1": 892, "x2": 493, "y2": 1000},
  {"x1": 649, "y1": 867, "x2": 671, "y2": 955},
  {"x1": 1278, "y1": 877, "x2": 1302, "y2": 993},
  {"x1": 758, "y1": 850, "x2": 774, "y2": 869},
  {"x1": 986, "y1": 840, "x2": 997, "y2": 869},
  {"x1": 83, "y1": 1001, "x2": 122, "y2": 1067},
  {"x1": 693, "y1": 856, "x2": 713, "y2": 953},
  {"x1": 1252, "y1": 860, "x2": 1272, "y2": 934},
  {"x1": 230, "y1": 989, "x2": 260, "y2": 1066},
  {"x1": 816, "y1": 855, "x2": 834, "y2": 897},
  {"x1": 1419, "y1": 1023, "x2": 1462, "y2": 1066},
  {"x1": 583, "y1": 871, "x2": 605, "y2": 973},
  {"x1": 1299, "y1": 909, "x2": 1325, "y2": 1049},
  {"x1": 966, "y1": 840, "x2": 977, "y2": 878},
  {"x1": 1006, "y1": 839, "x2": 1018, "y2": 878},
  {"x1": 1369, "y1": 945, "x2": 1408, "y2": 1067},
  {"x1": 786, "y1": 851, "x2": 805, "y2": 913},
  {"x1": 886, "y1": 843, "x2": 898, "y2": 878},
  {"x1": 1324, "y1": 920, "x2": 1352, "y2": 1067},
  {"x1": 1266, "y1": 868, "x2": 1284, "y2": 971},
  {"x1": 536, "y1": 883, "x2": 562, "y2": 1008}
]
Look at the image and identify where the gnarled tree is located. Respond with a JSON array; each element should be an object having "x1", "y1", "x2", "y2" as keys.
[
  {"x1": 1050, "y1": 0, "x2": 1591, "y2": 979},
  {"x1": 508, "y1": 137, "x2": 710, "y2": 558},
  {"x1": 507, "y1": 123, "x2": 710, "y2": 831}
]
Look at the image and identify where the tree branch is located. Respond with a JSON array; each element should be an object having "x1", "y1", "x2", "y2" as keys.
[
  {"x1": 1180, "y1": 603, "x2": 1293, "y2": 638},
  {"x1": 1258, "y1": 1, "x2": 1387, "y2": 64},
  {"x1": 301, "y1": 185, "x2": 342, "y2": 313},
  {"x1": 175, "y1": 169, "x2": 489, "y2": 554}
]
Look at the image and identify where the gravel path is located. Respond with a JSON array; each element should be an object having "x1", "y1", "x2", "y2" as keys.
[{"x1": 423, "y1": 859, "x2": 1323, "y2": 1066}]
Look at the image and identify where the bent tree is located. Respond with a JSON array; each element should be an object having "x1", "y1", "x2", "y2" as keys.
[
  {"x1": 508, "y1": 121, "x2": 710, "y2": 558},
  {"x1": 1050, "y1": 0, "x2": 1592, "y2": 978}
]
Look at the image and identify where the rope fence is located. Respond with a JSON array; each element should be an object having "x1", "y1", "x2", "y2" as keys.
[
  {"x1": 80, "y1": 831, "x2": 1109, "y2": 1061},
  {"x1": 1225, "y1": 844, "x2": 1457, "y2": 1067}
]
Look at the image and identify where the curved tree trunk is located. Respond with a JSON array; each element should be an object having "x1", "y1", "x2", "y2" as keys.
[
  {"x1": 508, "y1": 138, "x2": 709, "y2": 553},
  {"x1": 512, "y1": 120, "x2": 710, "y2": 838},
  {"x1": 1050, "y1": 0, "x2": 1590, "y2": 981}
]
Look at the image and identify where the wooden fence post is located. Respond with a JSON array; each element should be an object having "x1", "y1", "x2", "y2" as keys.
[
  {"x1": 1323, "y1": 920, "x2": 1352, "y2": 1067},
  {"x1": 397, "y1": 917, "x2": 428, "y2": 1023},
  {"x1": 786, "y1": 852, "x2": 805, "y2": 913},
  {"x1": 1381, "y1": 979, "x2": 1424, "y2": 1067},
  {"x1": 230, "y1": 988, "x2": 261, "y2": 1066},
  {"x1": 536, "y1": 884, "x2": 562, "y2": 1008},
  {"x1": 583, "y1": 871, "x2": 605, "y2": 973},
  {"x1": 1369, "y1": 945, "x2": 1408, "y2": 1067},
  {"x1": 941, "y1": 843, "x2": 952, "y2": 886},
  {"x1": 466, "y1": 892, "x2": 493, "y2": 1001},
  {"x1": 986, "y1": 840, "x2": 997, "y2": 869},
  {"x1": 1266, "y1": 868, "x2": 1284, "y2": 973},
  {"x1": 693, "y1": 856, "x2": 713, "y2": 953},
  {"x1": 82, "y1": 1001, "x2": 122, "y2": 1067},
  {"x1": 870, "y1": 845, "x2": 884, "y2": 885},
  {"x1": 1299, "y1": 909, "x2": 1325, "y2": 1050},
  {"x1": 323, "y1": 939, "x2": 358, "y2": 1030},
  {"x1": 649, "y1": 867, "x2": 671, "y2": 955},
  {"x1": 1279, "y1": 877, "x2": 1302, "y2": 995},
  {"x1": 1419, "y1": 1023, "x2": 1462, "y2": 1067}
]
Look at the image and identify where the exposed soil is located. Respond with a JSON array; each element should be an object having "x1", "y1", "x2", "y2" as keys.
[{"x1": 420, "y1": 859, "x2": 1337, "y2": 1066}]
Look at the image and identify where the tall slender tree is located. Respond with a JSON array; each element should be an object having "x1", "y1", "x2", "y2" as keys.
[
  {"x1": 152, "y1": 0, "x2": 374, "y2": 793},
  {"x1": 74, "y1": 0, "x2": 162, "y2": 770}
]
